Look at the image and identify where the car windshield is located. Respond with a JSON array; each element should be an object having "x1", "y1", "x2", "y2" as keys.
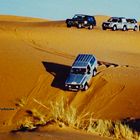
[
  {"x1": 73, "y1": 15, "x2": 84, "y2": 19},
  {"x1": 108, "y1": 18, "x2": 118, "y2": 22},
  {"x1": 71, "y1": 68, "x2": 86, "y2": 74}
]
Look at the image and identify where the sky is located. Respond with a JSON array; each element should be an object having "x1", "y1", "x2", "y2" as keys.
[{"x1": 0, "y1": 0, "x2": 140, "y2": 20}]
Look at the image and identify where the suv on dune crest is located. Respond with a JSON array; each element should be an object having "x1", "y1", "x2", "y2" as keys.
[
  {"x1": 66, "y1": 14, "x2": 96, "y2": 30},
  {"x1": 65, "y1": 54, "x2": 98, "y2": 91},
  {"x1": 102, "y1": 17, "x2": 138, "y2": 31},
  {"x1": 126, "y1": 18, "x2": 139, "y2": 31}
]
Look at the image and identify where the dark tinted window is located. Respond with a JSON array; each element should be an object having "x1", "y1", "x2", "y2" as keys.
[
  {"x1": 108, "y1": 18, "x2": 118, "y2": 22},
  {"x1": 118, "y1": 18, "x2": 123, "y2": 23},
  {"x1": 87, "y1": 17, "x2": 94, "y2": 22},
  {"x1": 71, "y1": 68, "x2": 86, "y2": 74},
  {"x1": 73, "y1": 15, "x2": 85, "y2": 20},
  {"x1": 127, "y1": 19, "x2": 137, "y2": 23}
]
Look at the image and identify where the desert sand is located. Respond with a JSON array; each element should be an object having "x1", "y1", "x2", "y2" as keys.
[{"x1": 0, "y1": 15, "x2": 140, "y2": 139}]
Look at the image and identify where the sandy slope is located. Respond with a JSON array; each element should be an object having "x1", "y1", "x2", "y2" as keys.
[
  {"x1": 0, "y1": 15, "x2": 140, "y2": 139},
  {"x1": 0, "y1": 15, "x2": 47, "y2": 22},
  {"x1": 0, "y1": 126, "x2": 113, "y2": 140}
]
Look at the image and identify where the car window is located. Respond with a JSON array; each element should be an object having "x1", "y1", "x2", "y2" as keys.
[
  {"x1": 130, "y1": 20, "x2": 134, "y2": 23},
  {"x1": 108, "y1": 18, "x2": 118, "y2": 22},
  {"x1": 87, "y1": 17, "x2": 94, "y2": 22},
  {"x1": 71, "y1": 68, "x2": 86, "y2": 74},
  {"x1": 118, "y1": 18, "x2": 122, "y2": 23},
  {"x1": 126, "y1": 19, "x2": 131, "y2": 23},
  {"x1": 73, "y1": 15, "x2": 83, "y2": 19},
  {"x1": 133, "y1": 19, "x2": 137, "y2": 23},
  {"x1": 127, "y1": 19, "x2": 137, "y2": 23},
  {"x1": 73, "y1": 15, "x2": 78, "y2": 19},
  {"x1": 90, "y1": 58, "x2": 95, "y2": 66}
]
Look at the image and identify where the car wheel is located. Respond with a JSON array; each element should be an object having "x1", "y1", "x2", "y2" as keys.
[
  {"x1": 93, "y1": 68, "x2": 97, "y2": 76},
  {"x1": 122, "y1": 26, "x2": 127, "y2": 31},
  {"x1": 84, "y1": 83, "x2": 89, "y2": 91},
  {"x1": 133, "y1": 26, "x2": 138, "y2": 31},
  {"x1": 112, "y1": 25, "x2": 117, "y2": 31},
  {"x1": 88, "y1": 25, "x2": 93, "y2": 30},
  {"x1": 67, "y1": 23, "x2": 71, "y2": 28},
  {"x1": 77, "y1": 23, "x2": 82, "y2": 29},
  {"x1": 102, "y1": 27, "x2": 106, "y2": 30}
]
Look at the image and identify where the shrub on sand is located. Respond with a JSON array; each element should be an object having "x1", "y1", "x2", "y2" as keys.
[
  {"x1": 15, "y1": 97, "x2": 26, "y2": 107},
  {"x1": 14, "y1": 97, "x2": 140, "y2": 140},
  {"x1": 50, "y1": 98, "x2": 77, "y2": 127}
]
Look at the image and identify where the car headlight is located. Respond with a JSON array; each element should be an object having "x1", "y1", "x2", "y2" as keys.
[
  {"x1": 69, "y1": 85, "x2": 71, "y2": 88},
  {"x1": 76, "y1": 86, "x2": 79, "y2": 88},
  {"x1": 84, "y1": 21, "x2": 87, "y2": 24}
]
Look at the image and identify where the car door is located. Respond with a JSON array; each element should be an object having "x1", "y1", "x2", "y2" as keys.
[
  {"x1": 130, "y1": 20, "x2": 135, "y2": 29},
  {"x1": 126, "y1": 19, "x2": 131, "y2": 29},
  {"x1": 117, "y1": 18, "x2": 123, "y2": 29}
]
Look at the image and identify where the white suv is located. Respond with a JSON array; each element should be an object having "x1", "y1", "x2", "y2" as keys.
[
  {"x1": 102, "y1": 17, "x2": 138, "y2": 31},
  {"x1": 65, "y1": 54, "x2": 98, "y2": 91},
  {"x1": 126, "y1": 18, "x2": 138, "y2": 31}
]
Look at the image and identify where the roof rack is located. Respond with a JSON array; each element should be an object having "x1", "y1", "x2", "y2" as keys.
[{"x1": 72, "y1": 54, "x2": 95, "y2": 67}]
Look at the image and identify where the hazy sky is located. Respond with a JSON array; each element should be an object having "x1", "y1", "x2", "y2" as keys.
[{"x1": 0, "y1": 0, "x2": 140, "y2": 20}]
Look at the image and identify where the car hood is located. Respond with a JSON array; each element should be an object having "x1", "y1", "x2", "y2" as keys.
[
  {"x1": 103, "y1": 21, "x2": 111, "y2": 24},
  {"x1": 65, "y1": 74, "x2": 86, "y2": 85},
  {"x1": 67, "y1": 18, "x2": 82, "y2": 22}
]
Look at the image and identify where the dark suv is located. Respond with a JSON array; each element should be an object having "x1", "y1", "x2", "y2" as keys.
[{"x1": 66, "y1": 14, "x2": 96, "y2": 30}]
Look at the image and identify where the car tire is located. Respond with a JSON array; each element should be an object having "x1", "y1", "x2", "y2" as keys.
[
  {"x1": 112, "y1": 25, "x2": 117, "y2": 31},
  {"x1": 122, "y1": 26, "x2": 127, "y2": 31},
  {"x1": 77, "y1": 23, "x2": 82, "y2": 29},
  {"x1": 93, "y1": 68, "x2": 97, "y2": 76},
  {"x1": 88, "y1": 25, "x2": 93, "y2": 30},
  {"x1": 102, "y1": 27, "x2": 106, "y2": 30},
  {"x1": 67, "y1": 24, "x2": 71, "y2": 28},
  {"x1": 133, "y1": 26, "x2": 138, "y2": 31},
  {"x1": 84, "y1": 83, "x2": 89, "y2": 91}
]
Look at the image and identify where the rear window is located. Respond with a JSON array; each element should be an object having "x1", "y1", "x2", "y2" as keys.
[
  {"x1": 87, "y1": 17, "x2": 94, "y2": 22},
  {"x1": 127, "y1": 19, "x2": 137, "y2": 23}
]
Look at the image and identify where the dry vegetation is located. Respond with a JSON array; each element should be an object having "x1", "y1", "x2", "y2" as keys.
[
  {"x1": 14, "y1": 97, "x2": 140, "y2": 140},
  {"x1": 15, "y1": 97, "x2": 27, "y2": 107}
]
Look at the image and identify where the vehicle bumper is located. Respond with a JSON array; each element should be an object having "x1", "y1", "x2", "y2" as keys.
[
  {"x1": 67, "y1": 22, "x2": 93, "y2": 27},
  {"x1": 102, "y1": 25, "x2": 112, "y2": 29},
  {"x1": 102, "y1": 23, "x2": 112, "y2": 29},
  {"x1": 65, "y1": 84, "x2": 82, "y2": 91}
]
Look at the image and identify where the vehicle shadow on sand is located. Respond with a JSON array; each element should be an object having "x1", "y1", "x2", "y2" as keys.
[{"x1": 42, "y1": 61, "x2": 70, "y2": 90}]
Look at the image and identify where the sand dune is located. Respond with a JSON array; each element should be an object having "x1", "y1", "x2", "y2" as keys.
[
  {"x1": 0, "y1": 15, "x2": 140, "y2": 139},
  {"x1": 0, "y1": 15, "x2": 48, "y2": 22}
]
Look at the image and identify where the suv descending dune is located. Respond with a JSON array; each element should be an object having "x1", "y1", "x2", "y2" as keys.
[
  {"x1": 66, "y1": 14, "x2": 96, "y2": 30},
  {"x1": 102, "y1": 17, "x2": 138, "y2": 31},
  {"x1": 65, "y1": 54, "x2": 98, "y2": 91}
]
